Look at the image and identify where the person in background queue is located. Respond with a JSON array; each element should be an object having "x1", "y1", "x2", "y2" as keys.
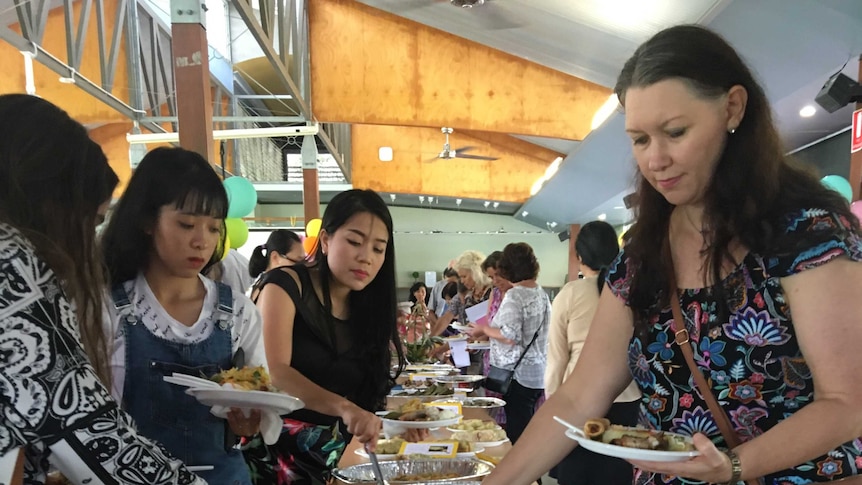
[
  {"x1": 545, "y1": 221, "x2": 640, "y2": 485},
  {"x1": 248, "y1": 229, "x2": 304, "y2": 301}
]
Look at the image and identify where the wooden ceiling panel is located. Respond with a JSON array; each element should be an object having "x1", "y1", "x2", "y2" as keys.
[{"x1": 309, "y1": 0, "x2": 611, "y2": 140}]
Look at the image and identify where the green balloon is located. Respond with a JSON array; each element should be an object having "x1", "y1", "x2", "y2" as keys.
[
  {"x1": 225, "y1": 218, "x2": 249, "y2": 248},
  {"x1": 821, "y1": 175, "x2": 853, "y2": 202},
  {"x1": 224, "y1": 176, "x2": 258, "y2": 218}
]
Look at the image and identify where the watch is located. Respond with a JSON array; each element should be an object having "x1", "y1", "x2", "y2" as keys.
[{"x1": 723, "y1": 448, "x2": 742, "y2": 485}]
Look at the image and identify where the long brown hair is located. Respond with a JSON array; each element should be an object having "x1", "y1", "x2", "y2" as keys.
[
  {"x1": 615, "y1": 26, "x2": 858, "y2": 333},
  {"x1": 0, "y1": 94, "x2": 118, "y2": 385}
]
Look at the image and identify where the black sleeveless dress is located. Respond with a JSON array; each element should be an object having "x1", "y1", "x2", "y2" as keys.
[{"x1": 243, "y1": 265, "x2": 371, "y2": 485}]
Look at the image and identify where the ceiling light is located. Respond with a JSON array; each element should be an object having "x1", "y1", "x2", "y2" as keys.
[
  {"x1": 378, "y1": 146, "x2": 393, "y2": 161},
  {"x1": 597, "y1": 213, "x2": 607, "y2": 221},
  {"x1": 455, "y1": 198, "x2": 462, "y2": 205},
  {"x1": 521, "y1": 210, "x2": 529, "y2": 217},
  {"x1": 549, "y1": 221, "x2": 558, "y2": 228},
  {"x1": 799, "y1": 105, "x2": 816, "y2": 118},
  {"x1": 591, "y1": 94, "x2": 619, "y2": 130},
  {"x1": 389, "y1": 194, "x2": 396, "y2": 202},
  {"x1": 493, "y1": 202, "x2": 500, "y2": 208},
  {"x1": 484, "y1": 201, "x2": 491, "y2": 208},
  {"x1": 126, "y1": 124, "x2": 319, "y2": 144},
  {"x1": 530, "y1": 177, "x2": 545, "y2": 196},
  {"x1": 419, "y1": 195, "x2": 425, "y2": 203}
]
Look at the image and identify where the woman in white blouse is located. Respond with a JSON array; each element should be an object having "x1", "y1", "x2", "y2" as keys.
[
  {"x1": 468, "y1": 242, "x2": 550, "y2": 444},
  {"x1": 545, "y1": 221, "x2": 640, "y2": 485},
  {"x1": 100, "y1": 147, "x2": 267, "y2": 484}
]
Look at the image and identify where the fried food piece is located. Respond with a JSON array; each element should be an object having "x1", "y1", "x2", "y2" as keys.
[{"x1": 583, "y1": 418, "x2": 610, "y2": 439}]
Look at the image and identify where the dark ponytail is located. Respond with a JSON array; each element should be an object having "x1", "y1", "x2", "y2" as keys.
[{"x1": 247, "y1": 229, "x2": 302, "y2": 278}]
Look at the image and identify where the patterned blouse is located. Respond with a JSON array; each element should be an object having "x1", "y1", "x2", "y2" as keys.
[
  {"x1": 607, "y1": 209, "x2": 862, "y2": 485},
  {"x1": 0, "y1": 222, "x2": 202, "y2": 484}
]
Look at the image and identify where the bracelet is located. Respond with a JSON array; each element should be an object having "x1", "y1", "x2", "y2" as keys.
[{"x1": 723, "y1": 449, "x2": 742, "y2": 485}]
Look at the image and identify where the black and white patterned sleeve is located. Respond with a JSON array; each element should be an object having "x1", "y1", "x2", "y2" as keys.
[{"x1": 0, "y1": 224, "x2": 206, "y2": 484}]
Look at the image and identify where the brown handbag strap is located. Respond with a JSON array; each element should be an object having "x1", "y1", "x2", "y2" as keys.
[
  {"x1": 664, "y1": 235, "x2": 763, "y2": 485},
  {"x1": 666, "y1": 284, "x2": 741, "y2": 449}
]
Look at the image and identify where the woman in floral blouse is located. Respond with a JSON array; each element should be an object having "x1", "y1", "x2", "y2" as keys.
[
  {"x1": 0, "y1": 94, "x2": 202, "y2": 484},
  {"x1": 484, "y1": 25, "x2": 862, "y2": 485}
]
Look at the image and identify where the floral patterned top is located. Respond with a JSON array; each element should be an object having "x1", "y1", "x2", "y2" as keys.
[{"x1": 607, "y1": 209, "x2": 862, "y2": 485}]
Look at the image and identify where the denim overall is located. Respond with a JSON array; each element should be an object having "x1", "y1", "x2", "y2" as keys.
[{"x1": 112, "y1": 281, "x2": 251, "y2": 485}]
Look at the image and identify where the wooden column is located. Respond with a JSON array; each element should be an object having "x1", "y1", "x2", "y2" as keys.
[
  {"x1": 170, "y1": 1, "x2": 214, "y2": 161},
  {"x1": 567, "y1": 224, "x2": 581, "y2": 283},
  {"x1": 850, "y1": 55, "x2": 862, "y2": 201},
  {"x1": 301, "y1": 135, "x2": 321, "y2": 222}
]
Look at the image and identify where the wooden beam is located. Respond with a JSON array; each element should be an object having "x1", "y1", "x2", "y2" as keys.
[{"x1": 308, "y1": 0, "x2": 611, "y2": 140}]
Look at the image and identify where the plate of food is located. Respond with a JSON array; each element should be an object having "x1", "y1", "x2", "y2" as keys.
[
  {"x1": 381, "y1": 399, "x2": 462, "y2": 429},
  {"x1": 433, "y1": 375, "x2": 485, "y2": 384},
  {"x1": 446, "y1": 419, "x2": 502, "y2": 433},
  {"x1": 432, "y1": 397, "x2": 505, "y2": 409},
  {"x1": 186, "y1": 388, "x2": 303, "y2": 415},
  {"x1": 449, "y1": 428, "x2": 509, "y2": 448},
  {"x1": 332, "y1": 458, "x2": 493, "y2": 484},
  {"x1": 181, "y1": 366, "x2": 305, "y2": 415},
  {"x1": 554, "y1": 417, "x2": 700, "y2": 462}
]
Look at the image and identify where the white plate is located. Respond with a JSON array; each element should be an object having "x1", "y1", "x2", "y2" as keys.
[
  {"x1": 381, "y1": 416, "x2": 462, "y2": 429},
  {"x1": 432, "y1": 397, "x2": 506, "y2": 409},
  {"x1": 353, "y1": 446, "x2": 484, "y2": 460},
  {"x1": 185, "y1": 388, "x2": 304, "y2": 415},
  {"x1": 433, "y1": 375, "x2": 485, "y2": 384},
  {"x1": 450, "y1": 323, "x2": 471, "y2": 332},
  {"x1": 564, "y1": 429, "x2": 699, "y2": 462},
  {"x1": 466, "y1": 342, "x2": 490, "y2": 350},
  {"x1": 404, "y1": 364, "x2": 456, "y2": 371}
]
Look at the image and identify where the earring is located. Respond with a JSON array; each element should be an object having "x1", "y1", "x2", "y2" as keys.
[{"x1": 729, "y1": 127, "x2": 737, "y2": 134}]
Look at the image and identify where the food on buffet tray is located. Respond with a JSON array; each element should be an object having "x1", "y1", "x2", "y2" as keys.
[
  {"x1": 210, "y1": 366, "x2": 274, "y2": 391},
  {"x1": 376, "y1": 438, "x2": 475, "y2": 455},
  {"x1": 447, "y1": 419, "x2": 500, "y2": 431},
  {"x1": 384, "y1": 406, "x2": 458, "y2": 422},
  {"x1": 584, "y1": 418, "x2": 695, "y2": 451},
  {"x1": 398, "y1": 383, "x2": 454, "y2": 396},
  {"x1": 450, "y1": 428, "x2": 507, "y2": 443},
  {"x1": 462, "y1": 398, "x2": 503, "y2": 408},
  {"x1": 391, "y1": 472, "x2": 460, "y2": 481}
]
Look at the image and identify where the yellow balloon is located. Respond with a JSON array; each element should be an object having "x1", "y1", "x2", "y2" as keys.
[
  {"x1": 306, "y1": 218, "x2": 322, "y2": 237},
  {"x1": 221, "y1": 235, "x2": 231, "y2": 261}
]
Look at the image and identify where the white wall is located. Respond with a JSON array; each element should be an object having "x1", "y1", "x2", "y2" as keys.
[{"x1": 244, "y1": 205, "x2": 570, "y2": 290}]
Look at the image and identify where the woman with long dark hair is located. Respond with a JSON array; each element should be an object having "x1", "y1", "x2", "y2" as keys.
[
  {"x1": 0, "y1": 94, "x2": 203, "y2": 484},
  {"x1": 248, "y1": 229, "x2": 304, "y2": 300},
  {"x1": 484, "y1": 25, "x2": 862, "y2": 485},
  {"x1": 245, "y1": 189, "x2": 406, "y2": 484},
  {"x1": 101, "y1": 147, "x2": 266, "y2": 485}
]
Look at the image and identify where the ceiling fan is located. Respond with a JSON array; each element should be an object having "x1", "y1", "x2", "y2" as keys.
[
  {"x1": 428, "y1": 127, "x2": 499, "y2": 161},
  {"x1": 386, "y1": 0, "x2": 525, "y2": 30}
]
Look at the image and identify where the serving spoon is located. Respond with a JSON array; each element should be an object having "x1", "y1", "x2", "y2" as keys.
[{"x1": 364, "y1": 442, "x2": 389, "y2": 485}]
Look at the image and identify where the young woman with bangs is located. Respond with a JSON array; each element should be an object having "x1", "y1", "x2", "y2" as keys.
[{"x1": 100, "y1": 147, "x2": 267, "y2": 484}]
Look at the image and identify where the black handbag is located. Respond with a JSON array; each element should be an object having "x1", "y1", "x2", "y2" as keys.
[{"x1": 484, "y1": 322, "x2": 544, "y2": 395}]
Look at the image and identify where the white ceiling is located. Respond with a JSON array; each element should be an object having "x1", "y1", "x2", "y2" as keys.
[{"x1": 356, "y1": 0, "x2": 862, "y2": 228}]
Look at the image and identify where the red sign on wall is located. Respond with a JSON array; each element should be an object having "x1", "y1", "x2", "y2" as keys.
[{"x1": 852, "y1": 108, "x2": 862, "y2": 153}]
